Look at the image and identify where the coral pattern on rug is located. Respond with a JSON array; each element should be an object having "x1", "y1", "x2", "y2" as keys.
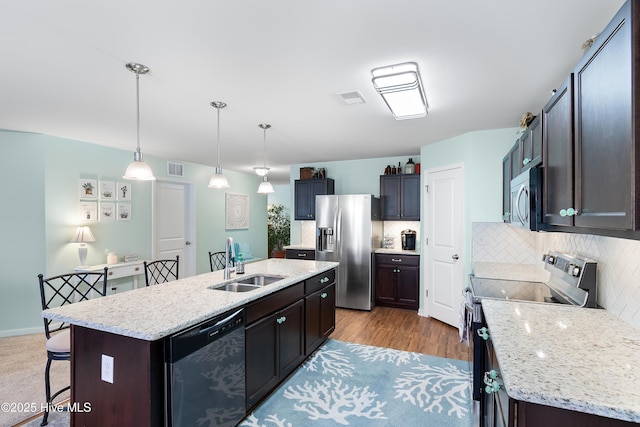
[{"x1": 240, "y1": 339, "x2": 472, "y2": 427}]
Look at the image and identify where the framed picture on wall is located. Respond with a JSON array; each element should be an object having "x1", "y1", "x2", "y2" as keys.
[
  {"x1": 117, "y1": 182, "x2": 132, "y2": 201},
  {"x1": 100, "y1": 202, "x2": 115, "y2": 221},
  {"x1": 99, "y1": 181, "x2": 116, "y2": 200},
  {"x1": 79, "y1": 201, "x2": 98, "y2": 221},
  {"x1": 79, "y1": 179, "x2": 97, "y2": 199},
  {"x1": 117, "y1": 203, "x2": 131, "y2": 221}
]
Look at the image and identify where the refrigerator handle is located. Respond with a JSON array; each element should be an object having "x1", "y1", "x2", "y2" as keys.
[{"x1": 335, "y1": 208, "x2": 342, "y2": 260}]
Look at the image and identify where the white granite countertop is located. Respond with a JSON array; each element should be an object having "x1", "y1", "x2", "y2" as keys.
[
  {"x1": 482, "y1": 299, "x2": 640, "y2": 423},
  {"x1": 43, "y1": 259, "x2": 338, "y2": 342},
  {"x1": 375, "y1": 248, "x2": 421, "y2": 256},
  {"x1": 472, "y1": 262, "x2": 549, "y2": 282}
]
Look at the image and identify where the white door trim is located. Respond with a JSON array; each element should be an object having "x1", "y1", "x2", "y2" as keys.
[{"x1": 152, "y1": 179, "x2": 196, "y2": 278}]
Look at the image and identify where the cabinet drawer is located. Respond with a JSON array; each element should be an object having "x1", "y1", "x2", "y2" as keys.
[
  {"x1": 246, "y1": 282, "x2": 305, "y2": 325},
  {"x1": 106, "y1": 263, "x2": 144, "y2": 280},
  {"x1": 285, "y1": 249, "x2": 316, "y2": 260},
  {"x1": 304, "y1": 269, "x2": 336, "y2": 294},
  {"x1": 375, "y1": 254, "x2": 419, "y2": 266}
]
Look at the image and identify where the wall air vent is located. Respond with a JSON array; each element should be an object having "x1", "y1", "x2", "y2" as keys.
[
  {"x1": 167, "y1": 162, "x2": 184, "y2": 177},
  {"x1": 337, "y1": 90, "x2": 366, "y2": 105}
]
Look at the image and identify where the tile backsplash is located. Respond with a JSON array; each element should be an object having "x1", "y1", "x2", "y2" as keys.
[{"x1": 472, "y1": 222, "x2": 640, "y2": 329}]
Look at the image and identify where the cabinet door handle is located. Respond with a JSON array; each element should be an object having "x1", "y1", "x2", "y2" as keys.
[
  {"x1": 297, "y1": 253, "x2": 307, "y2": 257},
  {"x1": 321, "y1": 292, "x2": 328, "y2": 299},
  {"x1": 522, "y1": 157, "x2": 530, "y2": 165},
  {"x1": 320, "y1": 277, "x2": 329, "y2": 283},
  {"x1": 559, "y1": 207, "x2": 578, "y2": 217},
  {"x1": 478, "y1": 327, "x2": 490, "y2": 341},
  {"x1": 276, "y1": 316, "x2": 287, "y2": 325},
  {"x1": 391, "y1": 258, "x2": 402, "y2": 262},
  {"x1": 108, "y1": 271, "x2": 113, "y2": 276}
]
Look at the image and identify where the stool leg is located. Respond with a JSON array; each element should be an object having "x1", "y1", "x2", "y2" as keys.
[{"x1": 40, "y1": 358, "x2": 52, "y2": 426}]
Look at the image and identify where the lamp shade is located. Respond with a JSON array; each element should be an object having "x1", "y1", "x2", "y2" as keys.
[
  {"x1": 208, "y1": 167, "x2": 230, "y2": 188},
  {"x1": 257, "y1": 177, "x2": 274, "y2": 194},
  {"x1": 72, "y1": 226, "x2": 96, "y2": 243},
  {"x1": 123, "y1": 155, "x2": 155, "y2": 180}
]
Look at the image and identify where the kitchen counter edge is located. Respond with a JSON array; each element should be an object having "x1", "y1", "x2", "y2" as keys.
[
  {"x1": 43, "y1": 259, "x2": 339, "y2": 342},
  {"x1": 482, "y1": 299, "x2": 640, "y2": 423}
]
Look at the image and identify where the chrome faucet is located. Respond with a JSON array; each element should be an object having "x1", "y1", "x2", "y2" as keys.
[{"x1": 224, "y1": 237, "x2": 236, "y2": 280}]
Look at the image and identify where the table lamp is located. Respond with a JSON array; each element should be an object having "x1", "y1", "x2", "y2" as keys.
[{"x1": 72, "y1": 226, "x2": 96, "y2": 266}]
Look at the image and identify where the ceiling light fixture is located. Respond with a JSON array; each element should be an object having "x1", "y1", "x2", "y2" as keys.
[
  {"x1": 123, "y1": 63, "x2": 155, "y2": 180},
  {"x1": 371, "y1": 61, "x2": 428, "y2": 120},
  {"x1": 257, "y1": 123, "x2": 274, "y2": 194},
  {"x1": 208, "y1": 101, "x2": 230, "y2": 189},
  {"x1": 253, "y1": 167, "x2": 270, "y2": 177}
]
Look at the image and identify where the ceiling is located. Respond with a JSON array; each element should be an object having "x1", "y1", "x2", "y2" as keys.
[{"x1": 0, "y1": 0, "x2": 625, "y2": 184}]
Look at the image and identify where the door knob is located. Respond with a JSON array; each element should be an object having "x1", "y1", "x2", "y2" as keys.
[
  {"x1": 185, "y1": 241, "x2": 192, "y2": 245},
  {"x1": 452, "y1": 254, "x2": 459, "y2": 260}
]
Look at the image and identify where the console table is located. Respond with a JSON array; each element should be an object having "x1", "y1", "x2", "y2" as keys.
[{"x1": 74, "y1": 260, "x2": 146, "y2": 292}]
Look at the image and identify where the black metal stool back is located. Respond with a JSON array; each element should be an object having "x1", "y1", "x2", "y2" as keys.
[
  {"x1": 144, "y1": 256, "x2": 179, "y2": 286},
  {"x1": 37, "y1": 268, "x2": 108, "y2": 426},
  {"x1": 209, "y1": 251, "x2": 226, "y2": 271}
]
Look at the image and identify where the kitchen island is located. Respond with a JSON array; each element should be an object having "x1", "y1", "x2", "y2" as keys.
[
  {"x1": 43, "y1": 258, "x2": 338, "y2": 426},
  {"x1": 482, "y1": 299, "x2": 640, "y2": 425}
]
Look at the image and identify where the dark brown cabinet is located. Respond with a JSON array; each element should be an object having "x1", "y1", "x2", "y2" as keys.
[
  {"x1": 294, "y1": 178, "x2": 335, "y2": 220},
  {"x1": 542, "y1": 0, "x2": 640, "y2": 234},
  {"x1": 285, "y1": 248, "x2": 315, "y2": 260},
  {"x1": 375, "y1": 253, "x2": 419, "y2": 310},
  {"x1": 380, "y1": 174, "x2": 420, "y2": 220},
  {"x1": 520, "y1": 114, "x2": 542, "y2": 170},
  {"x1": 542, "y1": 75, "x2": 574, "y2": 227},
  {"x1": 305, "y1": 283, "x2": 336, "y2": 355},
  {"x1": 502, "y1": 143, "x2": 518, "y2": 222}
]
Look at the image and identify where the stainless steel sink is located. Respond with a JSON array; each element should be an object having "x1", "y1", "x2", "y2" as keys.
[
  {"x1": 235, "y1": 274, "x2": 285, "y2": 286},
  {"x1": 208, "y1": 274, "x2": 286, "y2": 292},
  {"x1": 213, "y1": 283, "x2": 261, "y2": 292}
]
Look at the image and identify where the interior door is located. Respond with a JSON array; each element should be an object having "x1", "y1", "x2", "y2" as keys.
[
  {"x1": 425, "y1": 164, "x2": 464, "y2": 327},
  {"x1": 153, "y1": 180, "x2": 195, "y2": 278}
]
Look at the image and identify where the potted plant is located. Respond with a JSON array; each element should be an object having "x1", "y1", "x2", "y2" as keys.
[{"x1": 267, "y1": 204, "x2": 290, "y2": 258}]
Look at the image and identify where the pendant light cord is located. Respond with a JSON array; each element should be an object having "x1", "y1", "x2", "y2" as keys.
[
  {"x1": 216, "y1": 106, "x2": 221, "y2": 168},
  {"x1": 135, "y1": 70, "x2": 141, "y2": 154}
]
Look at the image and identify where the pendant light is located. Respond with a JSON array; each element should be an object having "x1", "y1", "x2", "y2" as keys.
[
  {"x1": 208, "y1": 101, "x2": 230, "y2": 189},
  {"x1": 123, "y1": 63, "x2": 155, "y2": 180},
  {"x1": 257, "y1": 123, "x2": 274, "y2": 194}
]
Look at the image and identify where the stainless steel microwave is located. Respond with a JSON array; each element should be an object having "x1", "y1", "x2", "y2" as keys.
[{"x1": 510, "y1": 167, "x2": 542, "y2": 231}]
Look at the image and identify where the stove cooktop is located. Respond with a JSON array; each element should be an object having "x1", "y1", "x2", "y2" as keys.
[{"x1": 468, "y1": 277, "x2": 554, "y2": 303}]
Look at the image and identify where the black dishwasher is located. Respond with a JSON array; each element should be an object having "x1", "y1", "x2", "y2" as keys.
[{"x1": 165, "y1": 308, "x2": 245, "y2": 427}]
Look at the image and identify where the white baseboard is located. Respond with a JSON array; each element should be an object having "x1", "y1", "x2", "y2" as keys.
[{"x1": 0, "y1": 326, "x2": 43, "y2": 338}]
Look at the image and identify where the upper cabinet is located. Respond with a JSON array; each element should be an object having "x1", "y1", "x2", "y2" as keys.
[
  {"x1": 542, "y1": 0, "x2": 637, "y2": 232},
  {"x1": 380, "y1": 174, "x2": 420, "y2": 221},
  {"x1": 520, "y1": 115, "x2": 543, "y2": 170},
  {"x1": 294, "y1": 179, "x2": 335, "y2": 220}
]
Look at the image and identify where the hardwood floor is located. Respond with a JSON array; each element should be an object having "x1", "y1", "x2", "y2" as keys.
[{"x1": 331, "y1": 306, "x2": 473, "y2": 362}]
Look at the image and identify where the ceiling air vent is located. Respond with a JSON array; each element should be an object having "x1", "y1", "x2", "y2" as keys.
[
  {"x1": 337, "y1": 90, "x2": 366, "y2": 105},
  {"x1": 167, "y1": 162, "x2": 184, "y2": 177}
]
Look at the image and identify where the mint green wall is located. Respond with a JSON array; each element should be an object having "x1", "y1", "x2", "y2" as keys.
[
  {"x1": 0, "y1": 129, "x2": 267, "y2": 336},
  {"x1": 0, "y1": 131, "x2": 47, "y2": 335},
  {"x1": 419, "y1": 128, "x2": 517, "y2": 283},
  {"x1": 288, "y1": 155, "x2": 420, "y2": 243}
]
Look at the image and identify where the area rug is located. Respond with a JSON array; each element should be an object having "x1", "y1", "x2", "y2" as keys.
[{"x1": 240, "y1": 339, "x2": 473, "y2": 427}]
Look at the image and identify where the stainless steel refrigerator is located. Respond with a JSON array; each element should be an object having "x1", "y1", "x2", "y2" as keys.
[{"x1": 315, "y1": 195, "x2": 382, "y2": 310}]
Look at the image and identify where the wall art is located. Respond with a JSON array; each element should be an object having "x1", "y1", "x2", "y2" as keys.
[
  {"x1": 117, "y1": 203, "x2": 131, "y2": 221},
  {"x1": 100, "y1": 202, "x2": 115, "y2": 221},
  {"x1": 79, "y1": 201, "x2": 98, "y2": 221},
  {"x1": 99, "y1": 181, "x2": 116, "y2": 200},
  {"x1": 79, "y1": 179, "x2": 97, "y2": 199},
  {"x1": 225, "y1": 193, "x2": 250, "y2": 229},
  {"x1": 117, "y1": 182, "x2": 132, "y2": 201}
]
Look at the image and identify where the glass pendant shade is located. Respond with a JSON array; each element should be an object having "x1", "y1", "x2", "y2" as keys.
[
  {"x1": 253, "y1": 167, "x2": 270, "y2": 176},
  {"x1": 123, "y1": 150, "x2": 155, "y2": 180},
  {"x1": 257, "y1": 176, "x2": 274, "y2": 193},
  {"x1": 123, "y1": 63, "x2": 155, "y2": 180},
  {"x1": 208, "y1": 166, "x2": 230, "y2": 188}
]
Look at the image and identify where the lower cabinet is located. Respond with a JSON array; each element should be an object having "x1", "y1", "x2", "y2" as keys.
[
  {"x1": 246, "y1": 299, "x2": 305, "y2": 410},
  {"x1": 375, "y1": 253, "x2": 419, "y2": 310},
  {"x1": 245, "y1": 269, "x2": 337, "y2": 411},
  {"x1": 305, "y1": 283, "x2": 336, "y2": 355}
]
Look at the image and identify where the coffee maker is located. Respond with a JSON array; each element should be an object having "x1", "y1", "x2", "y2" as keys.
[{"x1": 401, "y1": 229, "x2": 416, "y2": 250}]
